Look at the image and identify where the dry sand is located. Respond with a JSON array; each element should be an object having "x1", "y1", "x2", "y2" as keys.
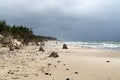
[{"x1": 0, "y1": 41, "x2": 120, "y2": 80}]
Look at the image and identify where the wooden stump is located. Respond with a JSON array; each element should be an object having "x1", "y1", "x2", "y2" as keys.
[
  {"x1": 48, "y1": 52, "x2": 59, "y2": 58},
  {"x1": 9, "y1": 46, "x2": 15, "y2": 51},
  {"x1": 62, "y1": 44, "x2": 68, "y2": 49}
]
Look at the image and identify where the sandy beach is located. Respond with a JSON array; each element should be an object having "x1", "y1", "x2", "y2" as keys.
[{"x1": 0, "y1": 41, "x2": 120, "y2": 80}]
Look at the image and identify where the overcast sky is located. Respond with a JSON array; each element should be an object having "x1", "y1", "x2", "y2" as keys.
[{"x1": 0, "y1": 0, "x2": 120, "y2": 41}]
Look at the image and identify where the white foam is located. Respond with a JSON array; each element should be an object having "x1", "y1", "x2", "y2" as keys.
[{"x1": 65, "y1": 41, "x2": 120, "y2": 50}]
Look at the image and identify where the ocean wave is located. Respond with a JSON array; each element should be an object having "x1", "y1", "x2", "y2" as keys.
[{"x1": 65, "y1": 41, "x2": 120, "y2": 50}]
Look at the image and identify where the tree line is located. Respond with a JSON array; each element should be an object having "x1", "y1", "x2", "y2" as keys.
[{"x1": 0, "y1": 20, "x2": 57, "y2": 44}]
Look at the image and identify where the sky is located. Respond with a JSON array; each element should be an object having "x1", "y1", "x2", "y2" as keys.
[{"x1": 0, "y1": 0, "x2": 120, "y2": 41}]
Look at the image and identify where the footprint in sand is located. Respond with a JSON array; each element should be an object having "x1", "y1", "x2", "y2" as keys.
[
  {"x1": 106, "y1": 61, "x2": 110, "y2": 63},
  {"x1": 34, "y1": 74, "x2": 39, "y2": 76},
  {"x1": 108, "y1": 77, "x2": 111, "y2": 80},
  {"x1": 74, "y1": 72, "x2": 78, "y2": 74},
  {"x1": 24, "y1": 74, "x2": 29, "y2": 77},
  {"x1": 11, "y1": 77, "x2": 19, "y2": 79},
  {"x1": 48, "y1": 63, "x2": 52, "y2": 67},
  {"x1": 8, "y1": 70, "x2": 14, "y2": 75},
  {"x1": 66, "y1": 68, "x2": 69, "y2": 70},
  {"x1": 63, "y1": 64, "x2": 66, "y2": 66},
  {"x1": 45, "y1": 73, "x2": 52, "y2": 76},
  {"x1": 57, "y1": 61, "x2": 61, "y2": 63}
]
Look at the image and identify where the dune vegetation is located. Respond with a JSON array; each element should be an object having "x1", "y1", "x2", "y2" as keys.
[{"x1": 0, "y1": 20, "x2": 57, "y2": 45}]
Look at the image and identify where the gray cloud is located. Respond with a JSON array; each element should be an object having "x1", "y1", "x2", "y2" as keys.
[{"x1": 0, "y1": 0, "x2": 120, "y2": 41}]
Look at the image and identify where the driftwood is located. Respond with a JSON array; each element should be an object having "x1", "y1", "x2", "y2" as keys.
[
  {"x1": 12, "y1": 39, "x2": 21, "y2": 49},
  {"x1": 9, "y1": 44, "x2": 15, "y2": 51},
  {"x1": 62, "y1": 44, "x2": 68, "y2": 49},
  {"x1": 39, "y1": 46, "x2": 45, "y2": 52},
  {"x1": 41, "y1": 42, "x2": 45, "y2": 46}
]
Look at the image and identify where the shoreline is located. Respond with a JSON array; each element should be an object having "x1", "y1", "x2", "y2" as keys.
[
  {"x1": 0, "y1": 41, "x2": 120, "y2": 80},
  {"x1": 64, "y1": 41, "x2": 120, "y2": 52}
]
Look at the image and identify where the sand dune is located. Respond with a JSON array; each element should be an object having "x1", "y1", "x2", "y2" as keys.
[{"x1": 0, "y1": 41, "x2": 120, "y2": 80}]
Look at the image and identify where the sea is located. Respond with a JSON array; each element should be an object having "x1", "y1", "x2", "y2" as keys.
[{"x1": 65, "y1": 41, "x2": 120, "y2": 52}]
